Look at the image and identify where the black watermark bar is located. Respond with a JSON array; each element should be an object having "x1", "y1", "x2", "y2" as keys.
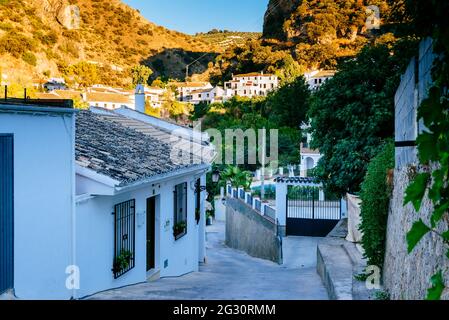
[{"x1": 0, "y1": 300, "x2": 444, "y2": 319}]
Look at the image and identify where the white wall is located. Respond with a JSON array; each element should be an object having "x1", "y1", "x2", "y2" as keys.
[
  {"x1": 75, "y1": 171, "x2": 207, "y2": 298},
  {"x1": 0, "y1": 109, "x2": 75, "y2": 300}
]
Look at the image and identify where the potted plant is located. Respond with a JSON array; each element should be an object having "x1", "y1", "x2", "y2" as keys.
[
  {"x1": 112, "y1": 249, "x2": 133, "y2": 274},
  {"x1": 206, "y1": 211, "x2": 213, "y2": 226},
  {"x1": 173, "y1": 221, "x2": 187, "y2": 238}
]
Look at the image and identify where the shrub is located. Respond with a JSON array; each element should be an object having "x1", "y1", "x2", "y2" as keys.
[
  {"x1": 22, "y1": 51, "x2": 37, "y2": 66},
  {"x1": 0, "y1": 32, "x2": 36, "y2": 58},
  {"x1": 359, "y1": 141, "x2": 394, "y2": 268}
]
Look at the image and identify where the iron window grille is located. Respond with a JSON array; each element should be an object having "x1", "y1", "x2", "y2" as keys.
[
  {"x1": 112, "y1": 199, "x2": 136, "y2": 279},
  {"x1": 173, "y1": 182, "x2": 188, "y2": 240}
]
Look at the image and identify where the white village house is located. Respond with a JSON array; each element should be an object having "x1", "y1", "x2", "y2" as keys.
[
  {"x1": 186, "y1": 86, "x2": 225, "y2": 105},
  {"x1": 224, "y1": 72, "x2": 279, "y2": 99},
  {"x1": 172, "y1": 82, "x2": 213, "y2": 102},
  {"x1": 0, "y1": 89, "x2": 214, "y2": 299},
  {"x1": 299, "y1": 123, "x2": 322, "y2": 177},
  {"x1": 304, "y1": 70, "x2": 335, "y2": 90}
]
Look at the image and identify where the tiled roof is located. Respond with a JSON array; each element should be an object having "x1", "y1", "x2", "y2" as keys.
[
  {"x1": 86, "y1": 92, "x2": 131, "y2": 104},
  {"x1": 309, "y1": 70, "x2": 336, "y2": 79},
  {"x1": 171, "y1": 82, "x2": 211, "y2": 88},
  {"x1": 273, "y1": 176, "x2": 320, "y2": 184},
  {"x1": 36, "y1": 92, "x2": 60, "y2": 99},
  {"x1": 54, "y1": 90, "x2": 83, "y2": 100},
  {"x1": 75, "y1": 111, "x2": 205, "y2": 186},
  {"x1": 234, "y1": 72, "x2": 275, "y2": 78}
]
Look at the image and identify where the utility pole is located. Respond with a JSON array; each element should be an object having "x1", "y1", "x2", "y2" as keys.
[{"x1": 185, "y1": 52, "x2": 210, "y2": 81}]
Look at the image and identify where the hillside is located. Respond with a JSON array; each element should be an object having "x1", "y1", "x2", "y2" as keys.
[
  {"x1": 0, "y1": 0, "x2": 218, "y2": 87},
  {"x1": 262, "y1": 0, "x2": 393, "y2": 69},
  {"x1": 194, "y1": 30, "x2": 262, "y2": 50}
]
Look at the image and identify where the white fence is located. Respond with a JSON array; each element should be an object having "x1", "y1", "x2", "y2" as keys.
[{"x1": 226, "y1": 184, "x2": 277, "y2": 223}]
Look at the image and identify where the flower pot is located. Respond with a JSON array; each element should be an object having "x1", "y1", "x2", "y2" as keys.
[{"x1": 206, "y1": 216, "x2": 212, "y2": 226}]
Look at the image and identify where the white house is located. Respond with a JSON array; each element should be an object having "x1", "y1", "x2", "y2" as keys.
[
  {"x1": 172, "y1": 82, "x2": 213, "y2": 102},
  {"x1": 84, "y1": 91, "x2": 134, "y2": 110},
  {"x1": 304, "y1": 70, "x2": 335, "y2": 90},
  {"x1": 186, "y1": 86, "x2": 225, "y2": 105},
  {"x1": 224, "y1": 72, "x2": 279, "y2": 99},
  {"x1": 0, "y1": 97, "x2": 213, "y2": 299},
  {"x1": 43, "y1": 78, "x2": 67, "y2": 91},
  {"x1": 299, "y1": 124, "x2": 322, "y2": 177},
  {"x1": 0, "y1": 99, "x2": 76, "y2": 299},
  {"x1": 144, "y1": 86, "x2": 168, "y2": 108}
]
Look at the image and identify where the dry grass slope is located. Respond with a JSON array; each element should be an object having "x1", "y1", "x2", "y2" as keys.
[{"x1": 0, "y1": 0, "x2": 218, "y2": 86}]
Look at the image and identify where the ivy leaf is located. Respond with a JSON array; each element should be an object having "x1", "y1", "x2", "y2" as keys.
[
  {"x1": 417, "y1": 132, "x2": 439, "y2": 163},
  {"x1": 442, "y1": 230, "x2": 449, "y2": 242},
  {"x1": 406, "y1": 220, "x2": 431, "y2": 253},
  {"x1": 431, "y1": 203, "x2": 449, "y2": 228},
  {"x1": 426, "y1": 271, "x2": 445, "y2": 300},
  {"x1": 404, "y1": 173, "x2": 430, "y2": 212}
]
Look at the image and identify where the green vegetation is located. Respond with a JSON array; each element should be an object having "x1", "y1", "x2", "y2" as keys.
[
  {"x1": 62, "y1": 61, "x2": 99, "y2": 88},
  {"x1": 220, "y1": 165, "x2": 252, "y2": 190},
  {"x1": 194, "y1": 30, "x2": 261, "y2": 49},
  {"x1": 308, "y1": 36, "x2": 417, "y2": 196},
  {"x1": 131, "y1": 65, "x2": 153, "y2": 86},
  {"x1": 359, "y1": 141, "x2": 394, "y2": 268},
  {"x1": 0, "y1": 31, "x2": 36, "y2": 58},
  {"x1": 401, "y1": 0, "x2": 449, "y2": 300},
  {"x1": 209, "y1": 40, "x2": 303, "y2": 86},
  {"x1": 197, "y1": 95, "x2": 303, "y2": 171},
  {"x1": 22, "y1": 51, "x2": 37, "y2": 66}
]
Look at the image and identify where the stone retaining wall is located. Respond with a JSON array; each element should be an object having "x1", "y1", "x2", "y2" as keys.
[
  {"x1": 383, "y1": 167, "x2": 449, "y2": 299},
  {"x1": 225, "y1": 197, "x2": 282, "y2": 264}
]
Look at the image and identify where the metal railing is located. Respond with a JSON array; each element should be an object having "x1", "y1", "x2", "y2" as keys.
[{"x1": 239, "y1": 189, "x2": 245, "y2": 199}]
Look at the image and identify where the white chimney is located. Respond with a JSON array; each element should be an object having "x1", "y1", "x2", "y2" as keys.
[{"x1": 135, "y1": 84, "x2": 145, "y2": 113}]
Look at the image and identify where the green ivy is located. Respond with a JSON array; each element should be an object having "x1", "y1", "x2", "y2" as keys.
[{"x1": 403, "y1": 0, "x2": 449, "y2": 300}]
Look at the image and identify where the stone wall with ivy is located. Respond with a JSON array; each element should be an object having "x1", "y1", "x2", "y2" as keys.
[
  {"x1": 383, "y1": 39, "x2": 449, "y2": 300},
  {"x1": 384, "y1": 166, "x2": 449, "y2": 299}
]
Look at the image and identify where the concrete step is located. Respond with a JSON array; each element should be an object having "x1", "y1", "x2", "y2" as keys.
[{"x1": 317, "y1": 241, "x2": 354, "y2": 300}]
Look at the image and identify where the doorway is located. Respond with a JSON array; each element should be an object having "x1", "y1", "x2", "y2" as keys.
[
  {"x1": 146, "y1": 197, "x2": 156, "y2": 271},
  {"x1": 0, "y1": 135, "x2": 14, "y2": 294}
]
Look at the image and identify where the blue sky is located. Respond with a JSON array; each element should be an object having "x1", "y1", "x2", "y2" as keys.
[{"x1": 122, "y1": 0, "x2": 269, "y2": 34}]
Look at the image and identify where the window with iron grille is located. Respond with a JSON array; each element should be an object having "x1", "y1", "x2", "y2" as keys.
[
  {"x1": 195, "y1": 178, "x2": 201, "y2": 224},
  {"x1": 112, "y1": 199, "x2": 136, "y2": 279},
  {"x1": 173, "y1": 182, "x2": 187, "y2": 240}
]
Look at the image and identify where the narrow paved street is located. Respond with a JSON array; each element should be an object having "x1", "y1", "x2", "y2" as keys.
[{"x1": 88, "y1": 222, "x2": 328, "y2": 300}]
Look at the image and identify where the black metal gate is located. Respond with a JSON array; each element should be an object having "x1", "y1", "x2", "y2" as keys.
[
  {"x1": 286, "y1": 186, "x2": 341, "y2": 237},
  {"x1": 0, "y1": 135, "x2": 14, "y2": 294}
]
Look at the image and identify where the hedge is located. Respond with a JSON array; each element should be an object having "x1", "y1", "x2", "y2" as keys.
[{"x1": 359, "y1": 141, "x2": 394, "y2": 268}]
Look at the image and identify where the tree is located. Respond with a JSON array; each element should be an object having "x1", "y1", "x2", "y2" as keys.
[
  {"x1": 220, "y1": 165, "x2": 252, "y2": 190},
  {"x1": 263, "y1": 75, "x2": 310, "y2": 128},
  {"x1": 131, "y1": 65, "x2": 153, "y2": 86},
  {"x1": 308, "y1": 37, "x2": 417, "y2": 195},
  {"x1": 63, "y1": 62, "x2": 99, "y2": 87}
]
